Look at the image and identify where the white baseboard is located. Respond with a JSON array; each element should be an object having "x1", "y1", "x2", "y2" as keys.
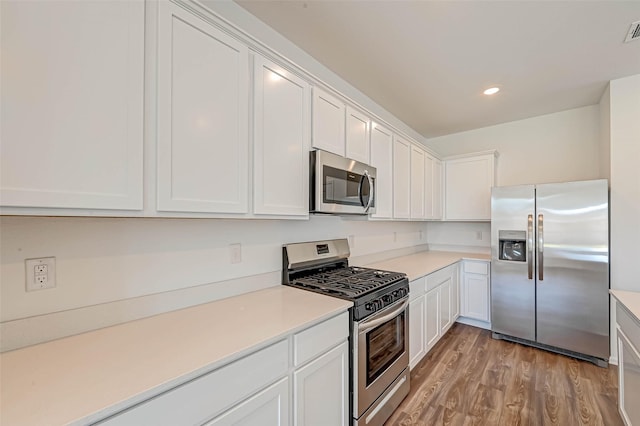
[{"x1": 456, "y1": 316, "x2": 491, "y2": 330}]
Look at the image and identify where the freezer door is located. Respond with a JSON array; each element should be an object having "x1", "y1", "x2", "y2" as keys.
[
  {"x1": 491, "y1": 185, "x2": 536, "y2": 341},
  {"x1": 535, "y1": 180, "x2": 609, "y2": 359}
]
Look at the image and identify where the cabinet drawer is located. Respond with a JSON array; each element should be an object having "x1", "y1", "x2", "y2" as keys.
[
  {"x1": 100, "y1": 340, "x2": 288, "y2": 425},
  {"x1": 464, "y1": 261, "x2": 488, "y2": 275},
  {"x1": 409, "y1": 277, "x2": 426, "y2": 300},
  {"x1": 426, "y1": 265, "x2": 454, "y2": 292},
  {"x1": 617, "y1": 303, "x2": 640, "y2": 352},
  {"x1": 294, "y1": 312, "x2": 348, "y2": 367}
]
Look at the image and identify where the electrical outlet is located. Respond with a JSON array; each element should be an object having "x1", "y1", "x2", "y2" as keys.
[
  {"x1": 230, "y1": 243, "x2": 242, "y2": 264},
  {"x1": 476, "y1": 231, "x2": 483, "y2": 240},
  {"x1": 25, "y1": 257, "x2": 56, "y2": 291}
]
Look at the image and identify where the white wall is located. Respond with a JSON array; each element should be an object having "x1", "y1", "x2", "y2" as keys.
[
  {"x1": 428, "y1": 105, "x2": 602, "y2": 186},
  {"x1": 0, "y1": 216, "x2": 428, "y2": 351},
  {"x1": 599, "y1": 86, "x2": 611, "y2": 180},
  {"x1": 426, "y1": 222, "x2": 490, "y2": 254}
]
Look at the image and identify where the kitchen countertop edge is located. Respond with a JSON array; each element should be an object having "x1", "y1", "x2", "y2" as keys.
[{"x1": 611, "y1": 289, "x2": 640, "y2": 324}]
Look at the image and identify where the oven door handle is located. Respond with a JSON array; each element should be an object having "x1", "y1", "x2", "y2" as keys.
[{"x1": 358, "y1": 298, "x2": 409, "y2": 334}]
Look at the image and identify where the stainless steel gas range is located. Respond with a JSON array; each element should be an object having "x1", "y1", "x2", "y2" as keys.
[{"x1": 283, "y1": 239, "x2": 410, "y2": 426}]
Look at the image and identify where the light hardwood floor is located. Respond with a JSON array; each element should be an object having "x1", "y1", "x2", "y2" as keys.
[{"x1": 386, "y1": 323, "x2": 622, "y2": 426}]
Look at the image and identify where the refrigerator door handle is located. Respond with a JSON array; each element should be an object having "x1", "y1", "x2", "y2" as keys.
[
  {"x1": 538, "y1": 213, "x2": 544, "y2": 281},
  {"x1": 527, "y1": 214, "x2": 534, "y2": 280}
]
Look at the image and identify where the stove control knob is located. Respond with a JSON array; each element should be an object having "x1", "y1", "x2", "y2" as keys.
[{"x1": 382, "y1": 295, "x2": 393, "y2": 304}]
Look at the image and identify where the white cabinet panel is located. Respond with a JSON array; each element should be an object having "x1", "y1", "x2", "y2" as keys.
[
  {"x1": 294, "y1": 341, "x2": 349, "y2": 426},
  {"x1": 424, "y1": 155, "x2": 435, "y2": 219},
  {"x1": 206, "y1": 378, "x2": 289, "y2": 426},
  {"x1": 294, "y1": 312, "x2": 348, "y2": 367},
  {"x1": 345, "y1": 107, "x2": 370, "y2": 164},
  {"x1": 157, "y1": 2, "x2": 249, "y2": 213},
  {"x1": 451, "y1": 265, "x2": 460, "y2": 320},
  {"x1": 1, "y1": 0, "x2": 144, "y2": 210},
  {"x1": 410, "y1": 145, "x2": 426, "y2": 220},
  {"x1": 618, "y1": 331, "x2": 640, "y2": 426},
  {"x1": 370, "y1": 123, "x2": 393, "y2": 219},
  {"x1": 409, "y1": 296, "x2": 426, "y2": 369},
  {"x1": 312, "y1": 88, "x2": 345, "y2": 156},
  {"x1": 425, "y1": 287, "x2": 440, "y2": 350},
  {"x1": 253, "y1": 56, "x2": 310, "y2": 216},
  {"x1": 433, "y1": 159, "x2": 443, "y2": 220},
  {"x1": 440, "y1": 279, "x2": 452, "y2": 334},
  {"x1": 462, "y1": 273, "x2": 490, "y2": 322},
  {"x1": 393, "y1": 136, "x2": 411, "y2": 219},
  {"x1": 444, "y1": 152, "x2": 496, "y2": 220}
]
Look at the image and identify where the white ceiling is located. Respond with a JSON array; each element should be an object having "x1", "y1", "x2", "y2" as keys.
[{"x1": 235, "y1": 1, "x2": 640, "y2": 138}]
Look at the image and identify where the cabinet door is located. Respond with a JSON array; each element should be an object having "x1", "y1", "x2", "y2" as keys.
[
  {"x1": 444, "y1": 153, "x2": 495, "y2": 220},
  {"x1": 253, "y1": 56, "x2": 310, "y2": 216},
  {"x1": 393, "y1": 136, "x2": 411, "y2": 219},
  {"x1": 451, "y1": 265, "x2": 460, "y2": 320},
  {"x1": 294, "y1": 341, "x2": 348, "y2": 426},
  {"x1": 312, "y1": 88, "x2": 345, "y2": 156},
  {"x1": 409, "y1": 296, "x2": 426, "y2": 369},
  {"x1": 462, "y1": 273, "x2": 490, "y2": 321},
  {"x1": 424, "y1": 154, "x2": 435, "y2": 219},
  {"x1": 425, "y1": 287, "x2": 440, "y2": 350},
  {"x1": 433, "y1": 159, "x2": 443, "y2": 220},
  {"x1": 345, "y1": 107, "x2": 370, "y2": 164},
  {"x1": 370, "y1": 123, "x2": 393, "y2": 219},
  {"x1": 206, "y1": 378, "x2": 289, "y2": 426},
  {"x1": 618, "y1": 332, "x2": 640, "y2": 426},
  {"x1": 157, "y1": 2, "x2": 249, "y2": 213},
  {"x1": 410, "y1": 145, "x2": 426, "y2": 219},
  {"x1": 440, "y1": 279, "x2": 452, "y2": 334},
  {"x1": 1, "y1": 0, "x2": 144, "y2": 210}
]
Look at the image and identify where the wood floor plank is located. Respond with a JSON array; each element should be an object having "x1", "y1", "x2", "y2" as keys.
[{"x1": 385, "y1": 323, "x2": 622, "y2": 426}]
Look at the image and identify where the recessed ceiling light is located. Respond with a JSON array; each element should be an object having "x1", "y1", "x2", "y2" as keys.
[{"x1": 483, "y1": 87, "x2": 500, "y2": 95}]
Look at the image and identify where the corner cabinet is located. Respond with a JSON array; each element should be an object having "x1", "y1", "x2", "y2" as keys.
[
  {"x1": 0, "y1": 0, "x2": 144, "y2": 211},
  {"x1": 156, "y1": 1, "x2": 249, "y2": 214},
  {"x1": 253, "y1": 56, "x2": 310, "y2": 217},
  {"x1": 443, "y1": 151, "x2": 497, "y2": 221},
  {"x1": 345, "y1": 107, "x2": 370, "y2": 164},
  {"x1": 410, "y1": 145, "x2": 426, "y2": 220}
]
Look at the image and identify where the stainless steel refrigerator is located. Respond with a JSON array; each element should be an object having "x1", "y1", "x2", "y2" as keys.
[{"x1": 491, "y1": 179, "x2": 609, "y2": 366}]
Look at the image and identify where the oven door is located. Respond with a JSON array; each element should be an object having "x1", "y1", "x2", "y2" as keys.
[{"x1": 354, "y1": 296, "x2": 409, "y2": 418}]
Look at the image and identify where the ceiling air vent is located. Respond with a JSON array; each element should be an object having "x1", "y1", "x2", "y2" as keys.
[{"x1": 625, "y1": 20, "x2": 640, "y2": 43}]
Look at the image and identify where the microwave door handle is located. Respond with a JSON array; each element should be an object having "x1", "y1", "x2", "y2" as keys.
[
  {"x1": 364, "y1": 170, "x2": 374, "y2": 212},
  {"x1": 358, "y1": 174, "x2": 365, "y2": 208}
]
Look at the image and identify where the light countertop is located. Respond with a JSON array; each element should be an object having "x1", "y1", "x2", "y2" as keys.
[
  {"x1": 0, "y1": 286, "x2": 352, "y2": 426},
  {"x1": 611, "y1": 290, "x2": 640, "y2": 324},
  {"x1": 361, "y1": 250, "x2": 490, "y2": 281}
]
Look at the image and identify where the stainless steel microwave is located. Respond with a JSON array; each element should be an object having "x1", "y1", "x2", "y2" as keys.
[{"x1": 310, "y1": 150, "x2": 376, "y2": 215}]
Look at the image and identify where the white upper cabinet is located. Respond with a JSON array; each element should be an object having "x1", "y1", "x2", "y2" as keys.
[
  {"x1": 253, "y1": 55, "x2": 310, "y2": 217},
  {"x1": 424, "y1": 154, "x2": 443, "y2": 220},
  {"x1": 156, "y1": 1, "x2": 249, "y2": 214},
  {"x1": 369, "y1": 123, "x2": 394, "y2": 219},
  {"x1": 410, "y1": 145, "x2": 426, "y2": 219},
  {"x1": 393, "y1": 136, "x2": 411, "y2": 219},
  {"x1": 312, "y1": 88, "x2": 346, "y2": 157},
  {"x1": 433, "y1": 159, "x2": 443, "y2": 220},
  {"x1": 444, "y1": 151, "x2": 497, "y2": 220},
  {"x1": 345, "y1": 107, "x2": 370, "y2": 164},
  {"x1": 0, "y1": 0, "x2": 144, "y2": 211}
]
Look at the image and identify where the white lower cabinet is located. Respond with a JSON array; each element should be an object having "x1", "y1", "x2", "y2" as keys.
[
  {"x1": 206, "y1": 378, "x2": 289, "y2": 426},
  {"x1": 98, "y1": 313, "x2": 349, "y2": 426},
  {"x1": 294, "y1": 341, "x2": 349, "y2": 426},
  {"x1": 425, "y1": 287, "x2": 440, "y2": 350},
  {"x1": 460, "y1": 260, "x2": 491, "y2": 326},
  {"x1": 616, "y1": 303, "x2": 640, "y2": 426},
  {"x1": 409, "y1": 264, "x2": 459, "y2": 369}
]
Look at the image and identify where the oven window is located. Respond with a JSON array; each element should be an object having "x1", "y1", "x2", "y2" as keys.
[{"x1": 366, "y1": 311, "x2": 405, "y2": 386}]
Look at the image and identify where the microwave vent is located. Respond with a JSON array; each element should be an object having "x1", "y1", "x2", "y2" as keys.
[{"x1": 625, "y1": 20, "x2": 640, "y2": 43}]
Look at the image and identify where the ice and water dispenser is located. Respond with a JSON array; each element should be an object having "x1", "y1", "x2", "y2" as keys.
[{"x1": 498, "y1": 230, "x2": 527, "y2": 262}]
